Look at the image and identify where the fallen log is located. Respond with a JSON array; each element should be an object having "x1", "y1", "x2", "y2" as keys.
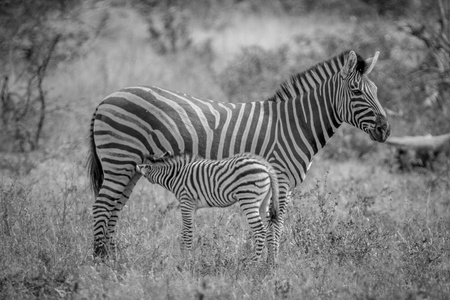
[
  {"x1": 385, "y1": 133, "x2": 450, "y2": 171},
  {"x1": 386, "y1": 133, "x2": 450, "y2": 151}
]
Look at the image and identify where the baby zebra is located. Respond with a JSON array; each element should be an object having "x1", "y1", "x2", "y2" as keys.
[{"x1": 136, "y1": 152, "x2": 280, "y2": 264}]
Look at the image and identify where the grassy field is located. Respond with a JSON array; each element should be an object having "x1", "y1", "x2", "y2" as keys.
[
  {"x1": 1, "y1": 3, "x2": 450, "y2": 300},
  {"x1": 2, "y1": 154, "x2": 449, "y2": 299}
]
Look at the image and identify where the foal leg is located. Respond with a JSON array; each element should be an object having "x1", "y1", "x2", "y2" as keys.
[{"x1": 179, "y1": 197, "x2": 196, "y2": 253}]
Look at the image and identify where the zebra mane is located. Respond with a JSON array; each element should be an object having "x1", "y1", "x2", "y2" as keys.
[{"x1": 268, "y1": 50, "x2": 365, "y2": 102}]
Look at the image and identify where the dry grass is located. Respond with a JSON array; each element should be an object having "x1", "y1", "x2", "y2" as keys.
[{"x1": 1, "y1": 156, "x2": 449, "y2": 299}]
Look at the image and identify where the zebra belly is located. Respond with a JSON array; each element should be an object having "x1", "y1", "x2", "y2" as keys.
[{"x1": 194, "y1": 194, "x2": 235, "y2": 209}]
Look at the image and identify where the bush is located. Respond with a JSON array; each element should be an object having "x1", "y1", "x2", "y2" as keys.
[
  {"x1": 217, "y1": 46, "x2": 289, "y2": 103},
  {"x1": 131, "y1": 1, "x2": 192, "y2": 55},
  {"x1": 360, "y1": 0, "x2": 416, "y2": 17}
]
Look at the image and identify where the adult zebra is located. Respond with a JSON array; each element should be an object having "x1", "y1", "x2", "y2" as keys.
[
  {"x1": 136, "y1": 152, "x2": 280, "y2": 264},
  {"x1": 88, "y1": 50, "x2": 391, "y2": 257}
]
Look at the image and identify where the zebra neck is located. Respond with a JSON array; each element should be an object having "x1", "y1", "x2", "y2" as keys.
[
  {"x1": 265, "y1": 55, "x2": 345, "y2": 185},
  {"x1": 151, "y1": 161, "x2": 186, "y2": 192},
  {"x1": 272, "y1": 77, "x2": 342, "y2": 152},
  {"x1": 151, "y1": 155, "x2": 200, "y2": 191}
]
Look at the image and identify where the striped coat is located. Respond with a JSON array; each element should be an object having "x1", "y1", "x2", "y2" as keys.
[
  {"x1": 136, "y1": 153, "x2": 280, "y2": 263},
  {"x1": 88, "y1": 50, "x2": 391, "y2": 257}
]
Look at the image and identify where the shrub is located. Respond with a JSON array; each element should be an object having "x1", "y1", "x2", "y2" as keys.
[
  {"x1": 131, "y1": 1, "x2": 192, "y2": 55},
  {"x1": 217, "y1": 46, "x2": 289, "y2": 103}
]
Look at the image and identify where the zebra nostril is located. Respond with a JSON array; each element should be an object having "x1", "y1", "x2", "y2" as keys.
[{"x1": 376, "y1": 124, "x2": 384, "y2": 134}]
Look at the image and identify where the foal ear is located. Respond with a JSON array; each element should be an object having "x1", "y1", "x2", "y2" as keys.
[
  {"x1": 363, "y1": 51, "x2": 380, "y2": 75},
  {"x1": 136, "y1": 164, "x2": 146, "y2": 175},
  {"x1": 340, "y1": 50, "x2": 357, "y2": 79},
  {"x1": 149, "y1": 151, "x2": 172, "y2": 162}
]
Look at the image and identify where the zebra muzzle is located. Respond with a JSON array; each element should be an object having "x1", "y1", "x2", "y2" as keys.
[{"x1": 369, "y1": 115, "x2": 391, "y2": 143}]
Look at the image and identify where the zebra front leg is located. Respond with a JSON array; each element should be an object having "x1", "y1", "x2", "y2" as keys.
[{"x1": 179, "y1": 198, "x2": 196, "y2": 254}]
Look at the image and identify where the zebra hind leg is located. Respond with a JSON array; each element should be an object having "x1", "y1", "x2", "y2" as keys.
[
  {"x1": 105, "y1": 173, "x2": 142, "y2": 254},
  {"x1": 238, "y1": 201, "x2": 267, "y2": 262},
  {"x1": 266, "y1": 219, "x2": 282, "y2": 265},
  {"x1": 266, "y1": 186, "x2": 290, "y2": 265},
  {"x1": 93, "y1": 178, "x2": 127, "y2": 258},
  {"x1": 93, "y1": 169, "x2": 138, "y2": 258}
]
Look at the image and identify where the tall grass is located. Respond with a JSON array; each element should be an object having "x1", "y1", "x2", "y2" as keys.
[{"x1": 1, "y1": 158, "x2": 449, "y2": 299}]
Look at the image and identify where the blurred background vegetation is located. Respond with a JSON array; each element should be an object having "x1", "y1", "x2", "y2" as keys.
[{"x1": 0, "y1": 0, "x2": 449, "y2": 169}]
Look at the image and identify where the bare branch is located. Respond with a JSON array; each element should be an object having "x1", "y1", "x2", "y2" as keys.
[
  {"x1": 437, "y1": 0, "x2": 448, "y2": 34},
  {"x1": 1, "y1": 76, "x2": 7, "y2": 103},
  {"x1": 437, "y1": 0, "x2": 450, "y2": 48},
  {"x1": 33, "y1": 34, "x2": 61, "y2": 149},
  {"x1": 387, "y1": 133, "x2": 450, "y2": 151},
  {"x1": 1, "y1": 76, "x2": 9, "y2": 126},
  {"x1": 18, "y1": 76, "x2": 33, "y2": 120}
]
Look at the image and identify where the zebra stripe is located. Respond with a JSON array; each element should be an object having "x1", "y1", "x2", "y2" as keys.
[
  {"x1": 136, "y1": 153, "x2": 280, "y2": 263},
  {"x1": 88, "y1": 50, "x2": 391, "y2": 257}
]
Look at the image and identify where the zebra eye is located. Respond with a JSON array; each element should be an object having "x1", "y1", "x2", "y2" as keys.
[{"x1": 352, "y1": 90, "x2": 363, "y2": 96}]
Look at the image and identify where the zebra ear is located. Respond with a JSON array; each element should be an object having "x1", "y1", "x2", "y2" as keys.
[
  {"x1": 340, "y1": 51, "x2": 358, "y2": 79},
  {"x1": 150, "y1": 151, "x2": 171, "y2": 161},
  {"x1": 363, "y1": 51, "x2": 380, "y2": 75}
]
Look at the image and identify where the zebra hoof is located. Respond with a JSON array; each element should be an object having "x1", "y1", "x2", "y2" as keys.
[
  {"x1": 250, "y1": 254, "x2": 262, "y2": 263},
  {"x1": 93, "y1": 242, "x2": 108, "y2": 258}
]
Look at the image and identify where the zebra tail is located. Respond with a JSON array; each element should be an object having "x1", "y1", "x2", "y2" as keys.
[{"x1": 87, "y1": 109, "x2": 103, "y2": 198}]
